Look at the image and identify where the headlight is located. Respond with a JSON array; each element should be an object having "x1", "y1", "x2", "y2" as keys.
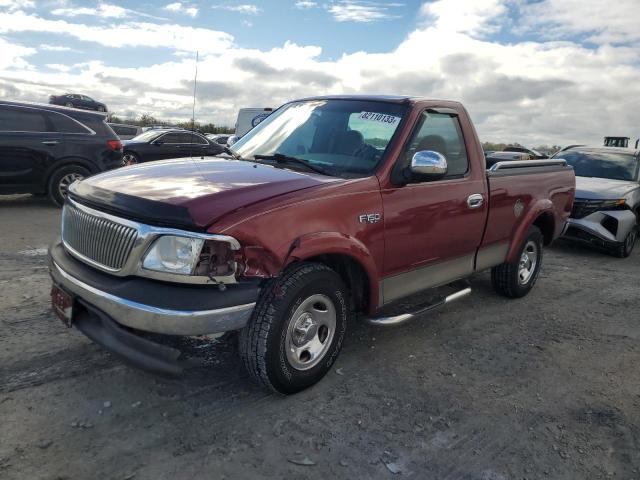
[
  {"x1": 142, "y1": 235, "x2": 204, "y2": 275},
  {"x1": 600, "y1": 199, "x2": 626, "y2": 209}
]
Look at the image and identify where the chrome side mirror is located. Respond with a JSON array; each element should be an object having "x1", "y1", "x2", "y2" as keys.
[{"x1": 410, "y1": 150, "x2": 448, "y2": 177}]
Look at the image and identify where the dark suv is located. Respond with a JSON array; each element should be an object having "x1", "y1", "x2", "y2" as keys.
[
  {"x1": 49, "y1": 93, "x2": 108, "y2": 112},
  {"x1": 0, "y1": 101, "x2": 123, "y2": 206},
  {"x1": 122, "y1": 128, "x2": 225, "y2": 165}
]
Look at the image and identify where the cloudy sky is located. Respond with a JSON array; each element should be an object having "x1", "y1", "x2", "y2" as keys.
[{"x1": 1, "y1": 0, "x2": 639, "y2": 146}]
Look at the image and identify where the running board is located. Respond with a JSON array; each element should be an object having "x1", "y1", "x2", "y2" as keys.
[{"x1": 365, "y1": 286, "x2": 472, "y2": 326}]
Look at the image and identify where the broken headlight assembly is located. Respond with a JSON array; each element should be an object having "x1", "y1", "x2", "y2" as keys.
[
  {"x1": 140, "y1": 234, "x2": 242, "y2": 285},
  {"x1": 142, "y1": 235, "x2": 205, "y2": 275}
]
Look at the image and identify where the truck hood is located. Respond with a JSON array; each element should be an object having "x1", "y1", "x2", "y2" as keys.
[
  {"x1": 70, "y1": 157, "x2": 335, "y2": 229},
  {"x1": 574, "y1": 176, "x2": 639, "y2": 200}
]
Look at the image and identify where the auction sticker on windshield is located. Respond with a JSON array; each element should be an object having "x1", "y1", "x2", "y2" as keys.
[{"x1": 358, "y1": 112, "x2": 400, "y2": 126}]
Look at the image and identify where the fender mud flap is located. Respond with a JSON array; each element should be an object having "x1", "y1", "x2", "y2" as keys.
[{"x1": 74, "y1": 302, "x2": 186, "y2": 377}]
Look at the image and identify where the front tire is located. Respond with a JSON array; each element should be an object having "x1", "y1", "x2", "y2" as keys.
[
  {"x1": 492, "y1": 225, "x2": 544, "y2": 298},
  {"x1": 611, "y1": 228, "x2": 637, "y2": 258},
  {"x1": 239, "y1": 262, "x2": 349, "y2": 394},
  {"x1": 48, "y1": 165, "x2": 90, "y2": 207}
]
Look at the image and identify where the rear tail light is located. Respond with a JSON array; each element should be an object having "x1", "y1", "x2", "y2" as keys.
[{"x1": 107, "y1": 139, "x2": 123, "y2": 152}]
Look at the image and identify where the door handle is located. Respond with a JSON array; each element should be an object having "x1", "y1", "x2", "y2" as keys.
[
  {"x1": 467, "y1": 193, "x2": 484, "y2": 209},
  {"x1": 42, "y1": 140, "x2": 60, "y2": 146}
]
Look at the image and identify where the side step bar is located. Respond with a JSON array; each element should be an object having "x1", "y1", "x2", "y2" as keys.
[{"x1": 366, "y1": 286, "x2": 472, "y2": 326}]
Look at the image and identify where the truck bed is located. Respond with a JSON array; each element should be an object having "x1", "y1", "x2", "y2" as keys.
[{"x1": 478, "y1": 160, "x2": 575, "y2": 267}]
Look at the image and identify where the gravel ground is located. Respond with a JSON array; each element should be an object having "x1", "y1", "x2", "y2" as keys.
[{"x1": 1, "y1": 194, "x2": 639, "y2": 480}]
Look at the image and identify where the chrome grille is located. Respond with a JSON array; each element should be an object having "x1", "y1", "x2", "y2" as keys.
[{"x1": 62, "y1": 203, "x2": 138, "y2": 270}]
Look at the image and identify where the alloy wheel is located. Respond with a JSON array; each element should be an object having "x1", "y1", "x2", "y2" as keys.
[{"x1": 58, "y1": 172, "x2": 84, "y2": 199}]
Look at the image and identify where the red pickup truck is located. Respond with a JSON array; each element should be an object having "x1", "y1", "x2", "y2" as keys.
[{"x1": 49, "y1": 95, "x2": 575, "y2": 394}]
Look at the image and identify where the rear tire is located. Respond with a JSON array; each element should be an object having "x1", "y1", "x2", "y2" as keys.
[
  {"x1": 239, "y1": 262, "x2": 349, "y2": 394},
  {"x1": 65, "y1": 102, "x2": 74, "y2": 107},
  {"x1": 48, "y1": 165, "x2": 90, "y2": 207},
  {"x1": 122, "y1": 152, "x2": 140, "y2": 166},
  {"x1": 492, "y1": 226, "x2": 544, "y2": 298},
  {"x1": 611, "y1": 229, "x2": 637, "y2": 258}
]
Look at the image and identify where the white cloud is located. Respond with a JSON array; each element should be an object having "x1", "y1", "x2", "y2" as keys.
[
  {"x1": 51, "y1": 3, "x2": 128, "y2": 18},
  {"x1": 0, "y1": 0, "x2": 34, "y2": 11},
  {"x1": 45, "y1": 63, "x2": 71, "y2": 72},
  {"x1": 213, "y1": 3, "x2": 261, "y2": 15},
  {"x1": 295, "y1": 1, "x2": 317, "y2": 8},
  {"x1": 0, "y1": 36, "x2": 34, "y2": 70},
  {"x1": 0, "y1": 11, "x2": 233, "y2": 54},
  {"x1": 39, "y1": 44, "x2": 72, "y2": 52},
  {"x1": 327, "y1": 1, "x2": 403, "y2": 23},
  {"x1": 419, "y1": 0, "x2": 506, "y2": 36},
  {"x1": 164, "y1": 2, "x2": 199, "y2": 18},
  {"x1": 520, "y1": 0, "x2": 640, "y2": 45}
]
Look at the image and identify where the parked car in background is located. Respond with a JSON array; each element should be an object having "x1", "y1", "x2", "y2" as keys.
[
  {"x1": 235, "y1": 107, "x2": 273, "y2": 138},
  {"x1": 108, "y1": 123, "x2": 143, "y2": 140},
  {"x1": 49, "y1": 93, "x2": 108, "y2": 112},
  {"x1": 121, "y1": 128, "x2": 225, "y2": 165},
  {"x1": 503, "y1": 146, "x2": 548, "y2": 159},
  {"x1": 49, "y1": 95, "x2": 575, "y2": 393},
  {"x1": 206, "y1": 133, "x2": 232, "y2": 146},
  {"x1": 553, "y1": 146, "x2": 640, "y2": 257},
  {"x1": 485, "y1": 150, "x2": 533, "y2": 169},
  {"x1": 0, "y1": 100, "x2": 123, "y2": 206}
]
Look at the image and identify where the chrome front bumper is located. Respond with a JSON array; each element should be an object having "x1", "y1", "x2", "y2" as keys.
[{"x1": 50, "y1": 260, "x2": 256, "y2": 336}]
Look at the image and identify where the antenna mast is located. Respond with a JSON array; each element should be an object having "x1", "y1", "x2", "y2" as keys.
[{"x1": 192, "y1": 50, "x2": 199, "y2": 130}]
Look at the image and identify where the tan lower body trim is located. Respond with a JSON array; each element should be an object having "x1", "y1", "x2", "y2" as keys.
[
  {"x1": 380, "y1": 254, "x2": 475, "y2": 306},
  {"x1": 474, "y1": 242, "x2": 509, "y2": 271}
]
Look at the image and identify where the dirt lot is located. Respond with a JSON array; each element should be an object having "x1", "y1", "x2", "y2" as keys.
[{"x1": 1, "y1": 194, "x2": 639, "y2": 480}]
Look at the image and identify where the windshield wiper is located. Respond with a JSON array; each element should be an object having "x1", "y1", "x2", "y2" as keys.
[
  {"x1": 220, "y1": 146, "x2": 241, "y2": 160},
  {"x1": 253, "y1": 153, "x2": 329, "y2": 175}
]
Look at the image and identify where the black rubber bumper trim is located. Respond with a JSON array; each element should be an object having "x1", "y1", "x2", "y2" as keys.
[
  {"x1": 50, "y1": 240, "x2": 260, "y2": 312},
  {"x1": 75, "y1": 301, "x2": 185, "y2": 377}
]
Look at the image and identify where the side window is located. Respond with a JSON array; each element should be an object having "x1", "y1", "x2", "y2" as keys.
[
  {"x1": 177, "y1": 133, "x2": 193, "y2": 143},
  {"x1": 49, "y1": 112, "x2": 90, "y2": 134},
  {"x1": 160, "y1": 133, "x2": 181, "y2": 143},
  {"x1": 403, "y1": 112, "x2": 469, "y2": 178},
  {"x1": 0, "y1": 106, "x2": 50, "y2": 132},
  {"x1": 194, "y1": 134, "x2": 209, "y2": 145}
]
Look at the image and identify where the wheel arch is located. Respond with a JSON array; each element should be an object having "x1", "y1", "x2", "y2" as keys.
[
  {"x1": 44, "y1": 157, "x2": 97, "y2": 192},
  {"x1": 285, "y1": 232, "x2": 380, "y2": 315},
  {"x1": 532, "y1": 211, "x2": 555, "y2": 246},
  {"x1": 506, "y1": 201, "x2": 555, "y2": 262}
]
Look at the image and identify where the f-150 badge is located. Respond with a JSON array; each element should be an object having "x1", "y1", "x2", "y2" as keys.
[{"x1": 359, "y1": 213, "x2": 382, "y2": 224}]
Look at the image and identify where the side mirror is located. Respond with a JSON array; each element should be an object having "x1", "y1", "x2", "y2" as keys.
[
  {"x1": 409, "y1": 150, "x2": 447, "y2": 179},
  {"x1": 153, "y1": 140, "x2": 164, "y2": 146}
]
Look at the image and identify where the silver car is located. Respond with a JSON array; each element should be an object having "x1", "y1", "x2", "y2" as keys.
[{"x1": 553, "y1": 147, "x2": 640, "y2": 257}]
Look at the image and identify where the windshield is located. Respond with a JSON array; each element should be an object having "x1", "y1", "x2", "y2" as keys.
[
  {"x1": 231, "y1": 99, "x2": 407, "y2": 177},
  {"x1": 555, "y1": 150, "x2": 638, "y2": 181},
  {"x1": 130, "y1": 130, "x2": 165, "y2": 142}
]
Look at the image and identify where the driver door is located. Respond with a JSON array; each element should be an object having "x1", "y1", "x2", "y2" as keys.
[{"x1": 380, "y1": 110, "x2": 488, "y2": 305}]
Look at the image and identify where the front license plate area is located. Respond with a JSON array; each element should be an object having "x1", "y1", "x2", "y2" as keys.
[{"x1": 51, "y1": 285, "x2": 74, "y2": 327}]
